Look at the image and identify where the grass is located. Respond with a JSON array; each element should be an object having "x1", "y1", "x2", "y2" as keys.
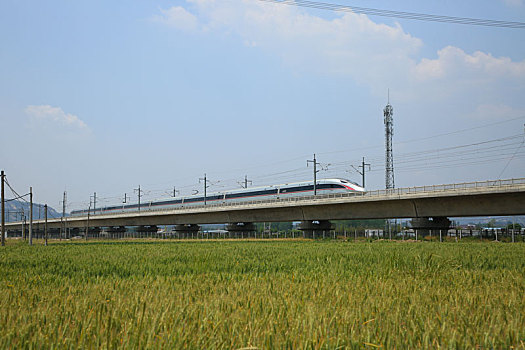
[{"x1": 0, "y1": 240, "x2": 524, "y2": 348}]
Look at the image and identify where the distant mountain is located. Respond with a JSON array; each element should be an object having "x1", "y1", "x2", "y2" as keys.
[{"x1": 3, "y1": 200, "x2": 62, "y2": 222}]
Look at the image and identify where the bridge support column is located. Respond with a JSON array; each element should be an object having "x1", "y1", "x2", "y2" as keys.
[
  {"x1": 410, "y1": 217, "x2": 451, "y2": 239},
  {"x1": 226, "y1": 222, "x2": 256, "y2": 239},
  {"x1": 136, "y1": 225, "x2": 158, "y2": 238},
  {"x1": 106, "y1": 226, "x2": 126, "y2": 239},
  {"x1": 69, "y1": 227, "x2": 80, "y2": 238},
  {"x1": 174, "y1": 224, "x2": 200, "y2": 239},
  {"x1": 7, "y1": 228, "x2": 20, "y2": 238},
  {"x1": 298, "y1": 220, "x2": 334, "y2": 239}
]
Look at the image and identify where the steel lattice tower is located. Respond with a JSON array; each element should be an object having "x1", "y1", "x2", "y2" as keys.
[{"x1": 384, "y1": 99, "x2": 394, "y2": 190}]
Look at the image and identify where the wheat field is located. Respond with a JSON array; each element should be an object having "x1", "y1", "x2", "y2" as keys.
[{"x1": 0, "y1": 240, "x2": 523, "y2": 348}]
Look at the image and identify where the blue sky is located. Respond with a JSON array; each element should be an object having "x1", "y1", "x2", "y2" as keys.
[{"x1": 1, "y1": 0, "x2": 524, "y2": 211}]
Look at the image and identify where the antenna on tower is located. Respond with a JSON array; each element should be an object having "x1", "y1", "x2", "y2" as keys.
[
  {"x1": 384, "y1": 91, "x2": 394, "y2": 190},
  {"x1": 384, "y1": 91, "x2": 395, "y2": 239}
]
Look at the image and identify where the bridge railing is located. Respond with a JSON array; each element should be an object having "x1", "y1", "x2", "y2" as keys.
[{"x1": 84, "y1": 177, "x2": 525, "y2": 217}]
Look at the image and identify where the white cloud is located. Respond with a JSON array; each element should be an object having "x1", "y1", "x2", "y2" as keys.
[
  {"x1": 151, "y1": 6, "x2": 198, "y2": 31},
  {"x1": 25, "y1": 105, "x2": 89, "y2": 130},
  {"x1": 155, "y1": 0, "x2": 422, "y2": 84},
  {"x1": 414, "y1": 46, "x2": 525, "y2": 81},
  {"x1": 155, "y1": 0, "x2": 525, "y2": 121}
]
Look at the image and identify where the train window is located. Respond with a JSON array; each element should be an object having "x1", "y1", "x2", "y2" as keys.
[
  {"x1": 225, "y1": 189, "x2": 277, "y2": 199},
  {"x1": 185, "y1": 197, "x2": 203, "y2": 203},
  {"x1": 341, "y1": 179, "x2": 359, "y2": 186}
]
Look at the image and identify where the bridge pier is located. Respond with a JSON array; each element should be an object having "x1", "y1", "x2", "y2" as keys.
[
  {"x1": 68, "y1": 227, "x2": 81, "y2": 238},
  {"x1": 85, "y1": 227, "x2": 101, "y2": 239},
  {"x1": 298, "y1": 220, "x2": 334, "y2": 239},
  {"x1": 47, "y1": 227, "x2": 63, "y2": 239},
  {"x1": 136, "y1": 225, "x2": 158, "y2": 238},
  {"x1": 410, "y1": 217, "x2": 451, "y2": 239},
  {"x1": 174, "y1": 224, "x2": 200, "y2": 239},
  {"x1": 226, "y1": 222, "x2": 256, "y2": 239},
  {"x1": 106, "y1": 226, "x2": 126, "y2": 239},
  {"x1": 6, "y1": 228, "x2": 21, "y2": 238}
]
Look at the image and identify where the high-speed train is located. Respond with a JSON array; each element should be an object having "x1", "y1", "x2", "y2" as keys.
[{"x1": 70, "y1": 178, "x2": 365, "y2": 216}]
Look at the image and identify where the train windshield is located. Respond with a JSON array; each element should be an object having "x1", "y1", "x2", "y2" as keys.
[{"x1": 340, "y1": 179, "x2": 361, "y2": 187}]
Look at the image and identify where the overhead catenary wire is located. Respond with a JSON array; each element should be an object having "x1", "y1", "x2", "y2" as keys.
[
  {"x1": 316, "y1": 117, "x2": 525, "y2": 159},
  {"x1": 372, "y1": 150, "x2": 525, "y2": 172},
  {"x1": 65, "y1": 121, "x2": 525, "y2": 210},
  {"x1": 71, "y1": 148, "x2": 524, "y2": 211},
  {"x1": 121, "y1": 116, "x2": 525, "y2": 196},
  {"x1": 498, "y1": 126, "x2": 525, "y2": 178},
  {"x1": 257, "y1": 0, "x2": 525, "y2": 29},
  {"x1": 349, "y1": 143, "x2": 525, "y2": 173},
  {"x1": 320, "y1": 134, "x2": 524, "y2": 174}
]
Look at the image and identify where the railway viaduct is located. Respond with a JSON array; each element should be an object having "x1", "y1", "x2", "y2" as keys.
[{"x1": 4, "y1": 178, "x2": 525, "y2": 236}]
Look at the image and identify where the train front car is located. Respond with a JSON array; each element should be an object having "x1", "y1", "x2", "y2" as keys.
[
  {"x1": 277, "y1": 178, "x2": 364, "y2": 198},
  {"x1": 331, "y1": 178, "x2": 366, "y2": 193}
]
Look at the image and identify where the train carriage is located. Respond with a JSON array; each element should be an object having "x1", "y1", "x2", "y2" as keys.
[{"x1": 70, "y1": 178, "x2": 365, "y2": 216}]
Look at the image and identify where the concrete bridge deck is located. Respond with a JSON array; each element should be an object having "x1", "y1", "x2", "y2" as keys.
[{"x1": 5, "y1": 178, "x2": 525, "y2": 230}]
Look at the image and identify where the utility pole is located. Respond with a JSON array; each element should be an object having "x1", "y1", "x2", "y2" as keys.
[
  {"x1": 172, "y1": 187, "x2": 180, "y2": 197},
  {"x1": 44, "y1": 204, "x2": 48, "y2": 246},
  {"x1": 307, "y1": 154, "x2": 320, "y2": 195},
  {"x1": 123, "y1": 193, "x2": 128, "y2": 203},
  {"x1": 512, "y1": 216, "x2": 516, "y2": 243},
  {"x1": 1, "y1": 170, "x2": 4, "y2": 246},
  {"x1": 93, "y1": 192, "x2": 97, "y2": 212},
  {"x1": 86, "y1": 203, "x2": 91, "y2": 241},
  {"x1": 199, "y1": 174, "x2": 210, "y2": 205},
  {"x1": 238, "y1": 175, "x2": 252, "y2": 189},
  {"x1": 134, "y1": 186, "x2": 143, "y2": 211},
  {"x1": 61, "y1": 191, "x2": 67, "y2": 239},
  {"x1": 351, "y1": 157, "x2": 371, "y2": 188},
  {"x1": 29, "y1": 187, "x2": 33, "y2": 245},
  {"x1": 20, "y1": 209, "x2": 24, "y2": 240}
]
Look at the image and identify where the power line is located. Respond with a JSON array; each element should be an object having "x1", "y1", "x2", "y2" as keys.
[
  {"x1": 393, "y1": 153, "x2": 525, "y2": 173},
  {"x1": 5, "y1": 193, "x2": 29, "y2": 202},
  {"x1": 498, "y1": 124, "x2": 525, "y2": 178},
  {"x1": 257, "y1": 0, "x2": 525, "y2": 29},
  {"x1": 317, "y1": 116, "x2": 525, "y2": 158},
  {"x1": 81, "y1": 117, "x2": 522, "y2": 205},
  {"x1": 351, "y1": 157, "x2": 370, "y2": 188},
  {"x1": 325, "y1": 133, "x2": 523, "y2": 168},
  {"x1": 4, "y1": 178, "x2": 29, "y2": 203},
  {"x1": 320, "y1": 135, "x2": 525, "y2": 177},
  {"x1": 377, "y1": 137, "x2": 524, "y2": 166},
  {"x1": 369, "y1": 150, "x2": 525, "y2": 173},
  {"x1": 66, "y1": 130, "x2": 524, "y2": 210}
]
